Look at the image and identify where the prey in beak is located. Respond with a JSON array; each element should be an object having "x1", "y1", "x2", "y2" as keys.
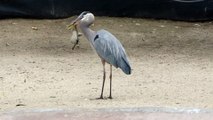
[
  {"x1": 67, "y1": 12, "x2": 87, "y2": 30},
  {"x1": 67, "y1": 11, "x2": 90, "y2": 50},
  {"x1": 67, "y1": 19, "x2": 79, "y2": 30},
  {"x1": 67, "y1": 15, "x2": 83, "y2": 50},
  {"x1": 67, "y1": 24, "x2": 81, "y2": 50}
]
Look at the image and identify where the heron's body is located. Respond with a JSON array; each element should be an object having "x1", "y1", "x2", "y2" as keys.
[
  {"x1": 69, "y1": 11, "x2": 131, "y2": 99},
  {"x1": 94, "y1": 30, "x2": 131, "y2": 74}
]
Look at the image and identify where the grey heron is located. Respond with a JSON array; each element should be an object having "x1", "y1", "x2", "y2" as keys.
[{"x1": 68, "y1": 11, "x2": 131, "y2": 99}]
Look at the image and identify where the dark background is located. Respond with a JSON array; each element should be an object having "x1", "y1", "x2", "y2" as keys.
[{"x1": 0, "y1": 0, "x2": 212, "y2": 21}]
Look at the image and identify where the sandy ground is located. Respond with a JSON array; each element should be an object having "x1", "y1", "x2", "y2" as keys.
[{"x1": 0, "y1": 17, "x2": 213, "y2": 112}]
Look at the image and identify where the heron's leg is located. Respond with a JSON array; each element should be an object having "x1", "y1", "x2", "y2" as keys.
[
  {"x1": 109, "y1": 64, "x2": 113, "y2": 99},
  {"x1": 99, "y1": 59, "x2": 106, "y2": 99}
]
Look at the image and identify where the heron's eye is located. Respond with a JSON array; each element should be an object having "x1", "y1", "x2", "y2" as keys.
[
  {"x1": 80, "y1": 12, "x2": 87, "y2": 19},
  {"x1": 82, "y1": 11, "x2": 90, "y2": 16},
  {"x1": 83, "y1": 12, "x2": 87, "y2": 15}
]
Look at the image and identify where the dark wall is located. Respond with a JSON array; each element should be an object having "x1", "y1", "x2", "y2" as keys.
[{"x1": 0, "y1": 0, "x2": 212, "y2": 21}]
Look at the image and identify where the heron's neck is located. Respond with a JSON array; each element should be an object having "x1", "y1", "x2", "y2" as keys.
[{"x1": 79, "y1": 25, "x2": 96, "y2": 42}]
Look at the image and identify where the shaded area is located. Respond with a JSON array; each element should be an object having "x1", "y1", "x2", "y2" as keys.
[
  {"x1": 0, "y1": 17, "x2": 213, "y2": 58},
  {"x1": 0, "y1": 0, "x2": 213, "y2": 21}
]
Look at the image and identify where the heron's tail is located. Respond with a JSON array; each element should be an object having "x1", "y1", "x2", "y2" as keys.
[{"x1": 118, "y1": 57, "x2": 131, "y2": 75}]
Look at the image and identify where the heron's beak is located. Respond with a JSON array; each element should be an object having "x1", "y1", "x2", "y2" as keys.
[{"x1": 67, "y1": 17, "x2": 82, "y2": 30}]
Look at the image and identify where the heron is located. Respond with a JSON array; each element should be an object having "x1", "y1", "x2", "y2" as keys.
[{"x1": 68, "y1": 11, "x2": 131, "y2": 99}]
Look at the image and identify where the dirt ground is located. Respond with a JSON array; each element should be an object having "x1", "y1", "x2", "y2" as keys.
[{"x1": 0, "y1": 17, "x2": 213, "y2": 112}]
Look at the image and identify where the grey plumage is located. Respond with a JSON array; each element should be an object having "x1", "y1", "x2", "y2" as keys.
[
  {"x1": 93, "y1": 29, "x2": 131, "y2": 74},
  {"x1": 68, "y1": 11, "x2": 131, "y2": 99}
]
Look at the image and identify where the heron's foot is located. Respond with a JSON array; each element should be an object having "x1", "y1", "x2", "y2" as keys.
[
  {"x1": 108, "y1": 96, "x2": 113, "y2": 99},
  {"x1": 94, "y1": 97, "x2": 112, "y2": 100},
  {"x1": 96, "y1": 96, "x2": 104, "y2": 100}
]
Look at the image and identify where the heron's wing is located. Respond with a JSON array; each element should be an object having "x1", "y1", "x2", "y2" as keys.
[{"x1": 93, "y1": 29, "x2": 131, "y2": 74}]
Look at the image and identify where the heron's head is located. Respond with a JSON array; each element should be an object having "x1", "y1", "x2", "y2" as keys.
[{"x1": 68, "y1": 11, "x2": 95, "y2": 30}]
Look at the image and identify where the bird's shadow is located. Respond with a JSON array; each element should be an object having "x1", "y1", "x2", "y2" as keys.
[{"x1": 89, "y1": 97, "x2": 113, "y2": 101}]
